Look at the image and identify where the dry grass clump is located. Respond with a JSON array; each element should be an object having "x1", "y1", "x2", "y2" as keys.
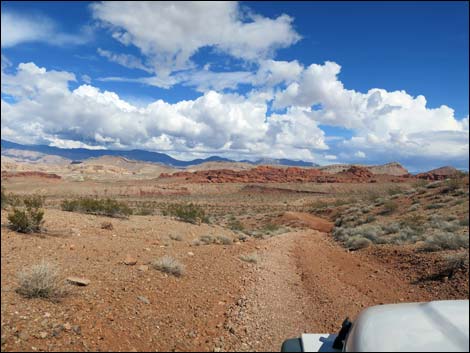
[
  {"x1": 239, "y1": 253, "x2": 259, "y2": 263},
  {"x1": 16, "y1": 261, "x2": 67, "y2": 300},
  {"x1": 8, "y1": 195, "x2": 45, "y2": 233},
  {"x1": 152, "y1": 256, "x2": 184, "y2": 277}
]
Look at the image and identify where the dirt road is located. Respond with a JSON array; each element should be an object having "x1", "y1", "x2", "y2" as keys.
[{"x1": 224, "y1": 229, "x2": 434, "y2": 352}]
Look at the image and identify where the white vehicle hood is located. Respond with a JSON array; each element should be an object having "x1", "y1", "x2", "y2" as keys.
[{"x1": 345, "y1": 300, "x2": 469, "y2": 352}]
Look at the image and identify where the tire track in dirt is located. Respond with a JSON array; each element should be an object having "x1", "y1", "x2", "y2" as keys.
[{"x1": 225, "y1": 230, "x2": 432, "y2": 352}]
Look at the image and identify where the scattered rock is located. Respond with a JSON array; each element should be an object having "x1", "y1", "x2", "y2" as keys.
[
  {"x1": 72, "y1": 325, "x2": 81, "y2": 335},
  {"x1": 124, "y1": 255, "x2": 137, "y2": 265},
  {"x1": 18, "y1": 331, "x2": 29, "y2": 341},
  {"x1": 66, "y1": 277, "x2": 90, "y2": 286},
  {"x1": 137, "y1": 296, "x2": 150, "y2": 304},
  {"x1": 69, "y1": 244, "x2": 76, "y2": 250},
  {"x1": 39, "y1": 332, "x2": 48, "y2": 339},
  {"x1": 138, "y1": 265, "x2": 149, "y2": 272},
  {"x1": 187, "y1": 252, "x2": 194, "y2": 256}
]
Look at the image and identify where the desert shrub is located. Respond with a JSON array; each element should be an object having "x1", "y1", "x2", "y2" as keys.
[
  {"x1": 333, "y1": 198, "x2": 353, "y2": 206},
  {"x1": 61, "y1": 197, "x2": 132, "y2": 218},
  {"x1": 345, "y1": 236, "x2": 372, "y2": 250},
  {"x1": 392, "y1": 226, "x2": 422, "y2": 244},
  {"x1": 358, "y1": 225, "x2": 383, "y2": 242},
  {"x1": 387, "y1": 186, "x2": 403, "y2": 196},
  {"x1": 191, "y1": 239, "x2": 202, "y2": 246},
  {"x1": 135, "y1": 207, "x2": 153, "y2": 216},
  {"x1": 426, "y1": 181, "x2": 442, "y2": 189},
  {"x1": 263, "y1": 223, "x2": 280, "y2": 232},
  {"x1": 239, "y1": 253, "x2": 259, "y2": 263},
  {"x1": 199, "y1": 235, "x2": 214, "y2": 245},
  {"x1": 228, "y1": 217, "x2": 244, "y2": 231},
  {"x1": 101, "y1": 221, "x2": 113, "y2": 230},
  {"x1": 413, "y1": 179, "x2": 428, "y2": 188},
  {"x1": 152, "y1": 256, "x2": 184, "y2": 277},
  {"x1": 16, "y1": 261, "x2": 67, "y2": 300},
  {"x1": 459, "y1": 217, "x2": 469, "y2": 227},
  {"x1": 422, "y1": 232, "x2": 469, "y2": 251},
  {"x1": 443, "y1": 253, "x2": 469, "y2": 273},
  {"x1": 426, "y1": 203, "x2": 444, "y2": 210},
  {"x1": 380, "y1": 200, "x2": 398, "y2": 215},
  {"x1": 400, "y1": 214, "x2": 426, "y2": 233},
  {"x1": 439, "y1": 221, "x2": 460, "y2": 232},
  {"x1": 334, "y1": 217, "x2": 343, "y2": 227},
  {"x1": 236, "y1": 233, "x2": 249, "y2": 242},
  {"x1": 169, "y1": 234, "x2": 183, "y2": 241},
  {"x1": 215, "y1": 235, "x2": 232, "y2": 245},
  {"x1": 8, "y1": 195, "x2": 45, "y2": 233},
  {"x1": 332, "y1": 227, "x2": 348, "y2": 242},
  {"x1": 382, "y1": 222, "x2": 401, "y2": 234},
  {"x1": 309, "y1": 200, "x2": 329, "y2": 211},
  {"x1": 364, "y1": 215, "x2": 376, "y2": 223},
  {"x1": 404, "y1": 188, "x2": 417, "y2": 195},
  {"x1": 162, "y1": 203, "x2": 207, "y2": 224},
  {"x1": 441, "y1": 178, "x2": 462, "y2": 194},
  {"x1": 1, "y1": 186, "x2": 7, "y2": 209},
  {"x1": 451, "y1": 199, "x2": 466, "y2": 206},
  {"x1": 374, "y1": 197, "x2": 385, "y2": 206}
]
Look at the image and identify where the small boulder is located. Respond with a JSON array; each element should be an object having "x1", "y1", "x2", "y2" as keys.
[
  {"x1": 124, "y1": 255, "x2": 137, "y2": 265},
  {"x1": 66, "y1": 277, "x2": 90, "y2": 286}
]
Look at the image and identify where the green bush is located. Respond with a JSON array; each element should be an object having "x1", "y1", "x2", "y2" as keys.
[
  {"x1": 162, "y1": 203, "x2": 208, "y2": 224},
  {"x1": 1, "y1": 186, "x2": 7, "y2": 209},
  {"x1": 61, "y1": 197, "x2": 132, "y2": 218},
  {"x1": 8, "y1": 195, "x2": 45, "y2": 233}
]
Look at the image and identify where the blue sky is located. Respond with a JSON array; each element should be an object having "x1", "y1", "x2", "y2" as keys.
[{"x1": 1, "y1": 1, "x2": 469, "y2": 171}]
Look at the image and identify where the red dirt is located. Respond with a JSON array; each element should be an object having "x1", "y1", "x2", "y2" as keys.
[
  {"x1": 276, "y1": 211, "x2": 334, "y2": 233},
  {"x1": 1, "y1": 209, "x2": 467, "y2": 352}
]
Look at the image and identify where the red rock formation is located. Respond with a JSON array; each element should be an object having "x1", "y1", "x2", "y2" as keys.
[
  {"x1": 416, "y1": 166, "x2": 462, "y2": 181},
  {"x1": 159, "y1": 165, "x2": 407, "y2": 184},
  {"x1": 1, "y1": 171, "x2": 61, "y2": 179}
]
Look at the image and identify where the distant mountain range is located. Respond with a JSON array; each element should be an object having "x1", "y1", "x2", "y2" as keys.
[{"x1": 0, "y1": 139, "x2": 319, "y2": 168}]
